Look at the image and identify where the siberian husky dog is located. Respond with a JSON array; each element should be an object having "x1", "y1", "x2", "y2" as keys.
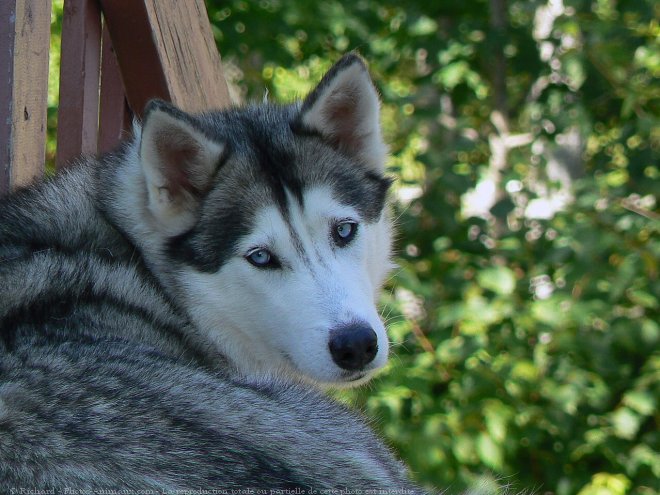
[
  {"x1": 0, "y1": 54, "x2": 420, "y2": 490},
  {"x1": 5, "y1": 52, "x2": 392, "y2": 388}
]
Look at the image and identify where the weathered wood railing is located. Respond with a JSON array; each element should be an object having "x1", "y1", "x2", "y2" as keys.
[{"x1": 1, "y1": 0, "x2": 232, "y2": 195}]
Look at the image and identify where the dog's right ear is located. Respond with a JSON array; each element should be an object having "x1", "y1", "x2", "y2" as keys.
[{"x1": 139, "y1": 100, "x2": 224, "y2": 235}]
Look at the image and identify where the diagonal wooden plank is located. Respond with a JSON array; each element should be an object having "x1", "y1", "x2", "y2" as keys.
[{"x1": 99, "y1": 0, "x2": 232, "y2": 117}]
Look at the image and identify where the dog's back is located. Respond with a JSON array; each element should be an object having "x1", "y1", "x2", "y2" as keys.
[
  {"x1": 1, "y1": 338, "x2": 415, "y2": 490},
  {"x1": 0, "y1": 161, "x2": 196, "y2": 361}
]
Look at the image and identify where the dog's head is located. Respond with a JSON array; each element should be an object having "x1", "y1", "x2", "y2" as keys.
[{"x1": 130, "y1": 54, "x2": 393, "y2": 387}]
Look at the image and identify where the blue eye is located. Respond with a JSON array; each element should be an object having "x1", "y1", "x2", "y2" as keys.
[
  {"x1": 333, "y1": 221, "x2": 358, "y2": 246},
  {"x1": 246, "y1": 248, "x2": 277, "y2": 268}
]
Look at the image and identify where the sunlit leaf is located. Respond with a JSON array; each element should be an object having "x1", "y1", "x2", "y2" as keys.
[{"x1": 477, "y1": 266, "x2": 516, "y2": 295}]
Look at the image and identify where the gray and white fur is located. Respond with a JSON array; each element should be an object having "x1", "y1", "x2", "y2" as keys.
[{"x1": 0, "y1": 54, "x2": 422, "y2": 491}]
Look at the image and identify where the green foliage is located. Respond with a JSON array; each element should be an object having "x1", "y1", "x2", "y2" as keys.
[
  {"x1": 374, "y1": 183, "x2": 659, "y2": 494},
  {"x1": 47, "y1": 0, "x2": 64, "y2": 172}
]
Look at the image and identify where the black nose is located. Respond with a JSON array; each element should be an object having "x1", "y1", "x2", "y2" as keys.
[{"x1": 329, "y1": 323, "x2": 378, "y2": 371}]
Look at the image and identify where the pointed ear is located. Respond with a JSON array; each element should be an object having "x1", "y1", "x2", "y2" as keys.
[
  {"x1": 139, "y1": 100, "x2": 224, "y2": 235},
  {"x1": 294, "y1": 54, "x2": 387, "y2": 172}
]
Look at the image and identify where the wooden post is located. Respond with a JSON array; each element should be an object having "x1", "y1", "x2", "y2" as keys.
[
  {"x1": 99, "y1": 0, "x2": 232, "y2": 117},
  {"x1": 56, "y1": 0, "x2": 102, "y2": 169},
  {"x1": 98, "y1": 23, "x2": 131, "y2": 154},
  {"x1": 0, "y1": 0, "x2": 51, "y2": 195}
]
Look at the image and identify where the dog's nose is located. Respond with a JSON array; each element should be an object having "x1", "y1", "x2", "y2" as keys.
[{"x1": 329, "y1": 323, "x2": 378, "y2": 371}]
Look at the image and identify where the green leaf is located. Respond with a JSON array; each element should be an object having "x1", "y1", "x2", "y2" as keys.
[
  {"x1": 452, "y1": 434, "x2": 477, "y2": 465},
  {"x1": 610, "y1": 408, "x2": 641, "y2": 440},
  {"x1": 477, "y1": 266, "x2": 516, "y2": 295},
  {"x1": 409, "y1": 15, "x2": 438, "y2": 36},
  {"x1": 477, "y1": 432, "x2": 504, "y2": 470},
  {"x1": 435, "y1": 61, "x2": 470, "y2": 90},
  {"x1": 622, "y1": 391, "x2": 656, "y2": 416},
  {"x1": 577, "y1": 473, "x2": 632, "y2": 495},
  {"x1": 564, "y1": 54, "x2": 586, "y2": 90}
]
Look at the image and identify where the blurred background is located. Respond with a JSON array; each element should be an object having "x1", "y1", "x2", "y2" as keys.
[{"x1": 47, "y1": 1, "x2": 658, "y2": 494}]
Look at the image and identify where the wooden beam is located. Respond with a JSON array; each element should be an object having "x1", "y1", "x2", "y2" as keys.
[
  {"x1": 99, "y1": 0, "x2": 231, "y2": 117},
  {"x1": 0, "y1": 0, "x2": 51, "y2": 195},
  {"x1": 98, "y1": 22, "x2": 130, "y2": 154},
  {"x1": 56, "y1": 0, "x2": 102, "y2": 169}
]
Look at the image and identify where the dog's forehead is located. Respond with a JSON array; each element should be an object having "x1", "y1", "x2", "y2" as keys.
[
  {"x1": 199, "y1": 105, "x2": 389, "y2": 222},
  {"x1": 206, "y1": 104, "x2": 323, "y2": 179}
]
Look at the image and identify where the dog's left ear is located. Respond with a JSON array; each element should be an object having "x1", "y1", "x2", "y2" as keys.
[
  {"x1": 139, "y1": 100, "x2": 224, "y2": 235},
  {"x1": 294, "y1": 54, "x2": 386, "y2": 173}
]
